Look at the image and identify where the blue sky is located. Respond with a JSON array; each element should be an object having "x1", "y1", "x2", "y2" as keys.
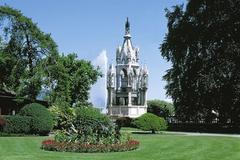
[{"x1": 0, "y1": 0, "x2": 186, "y2": 108}]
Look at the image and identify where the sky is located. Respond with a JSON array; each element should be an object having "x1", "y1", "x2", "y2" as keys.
[{"x1": 0, "y1": 0, "x2": 186, "y2": 109}]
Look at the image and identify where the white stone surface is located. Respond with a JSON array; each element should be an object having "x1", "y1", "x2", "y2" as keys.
[{"x1": 107, "y1": 18, "x2": 148, "y2": 118}]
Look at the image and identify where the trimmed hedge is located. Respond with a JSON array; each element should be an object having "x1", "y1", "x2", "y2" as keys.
[
  {"x1": 3, "y1": 115, "x2": 32, "y2": 134},
  {"x1": 41, "y1": 139, "x2": 139, "y2": 153},
  {"x1": 168, "y1": 123, "x2": 240, "y2": 133},
  {"x1": 133, "y1": 113, "x2": 168, "y2": 133},
  {"x1": 19, "y1": 103, "x2": 53, "y2": 135}
]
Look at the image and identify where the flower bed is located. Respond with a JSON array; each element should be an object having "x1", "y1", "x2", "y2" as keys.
[{"x1": 41, "y1": 139, "x2": 139, "y2": 153}]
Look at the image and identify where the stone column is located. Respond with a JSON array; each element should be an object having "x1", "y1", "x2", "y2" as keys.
[
  {"x1": 109, "y1": 89, "x2": 113, "y2": 107},
  {"x1": 128, "y1": 91, "x2": 132, "y2": 106},
  {"x1": 140, "y1": 90, "x2": 143, "y2": 105},
  {"x1": 109, "y1": 107, "x2": 112, "y2": 115},
  {"x1": 107, "y1": 88, "x2": 112, "y2": 107},
  {"x1": 116, "y1": 73, "x2": 120, "y2": 90},
  {"x1": 107, "y1": 87, "x2": 114, "y2": 116},
  {"x1": 12, "y1": 110, "x2": 15, "y2": 115},
  {"x1": 144, "y1": 90, "x2": 147, "y2": 106}
]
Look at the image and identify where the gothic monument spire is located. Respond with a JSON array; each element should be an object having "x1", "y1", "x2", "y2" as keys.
[
  {"x1": 107, "y1": 19, "x2": 148, "y2": 118},
  {"x1": 125, "y1": 17, "x2": 130, "y2": 35}
]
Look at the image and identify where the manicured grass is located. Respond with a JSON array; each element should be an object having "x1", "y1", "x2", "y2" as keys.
[{"x1": 0, "y1": 134, "x2": 240, "y2": 160}]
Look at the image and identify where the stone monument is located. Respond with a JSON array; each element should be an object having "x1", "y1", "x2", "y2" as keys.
[{"x1": 107, "y1": 18, "x2": 148, "y2": 118}]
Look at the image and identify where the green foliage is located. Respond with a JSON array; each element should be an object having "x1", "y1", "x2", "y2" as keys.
[
  {"x1": 19, "y1": 103, "x2": 53, "y2": 135},
  {"x1": 2, "y1": 115, "x2": 32, "y2": 134},
  {"x1": 46, "y1": 54, "x2": 101, "y2": 105},
  {"x1": 48, "y1": 101, "x2": 74, "y2": 129},
  {"x1": 1, "y1": 134, "x2": 240, "y2": 159},
  {"x1": 41, "y1": 139, "x2": 139, "y2": 153},
  {"x1": 0, "y1": 5, "x2": 58, "y2": 100},
  {"x1": 54, "y1": 106, "x2": 118, "y2": 145},
  {"x1": 133, "y1": 113, "x2": 167, "y2": 133},
  {"x1": 147, "y1": 100, "x2": 175, "y2": 119},
  {"x1": 116, "y1": 117, "x2": 133, "y2": 128},
  {"x1": 161, "y1": 0, "x2": 240, "y2": 123},
  {"x1": 0, "y1": 6, "x2": 101, "y2": 106},
  {"x1": 73, "y1": 106, "x2": 114, "y2": 143},
  {"x1": 74, "y1": 105, "x2": 110, "y2": 127}
]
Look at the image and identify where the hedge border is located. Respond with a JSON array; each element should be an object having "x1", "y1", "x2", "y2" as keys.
[
  {"x1": 2, "y1": 115, "x2": 32, "y2": 134},
  {"x1": 41, "y1": 139, "x2": 140, "y2": 153},
  {"x1": 168, "y1": 123, "x2": 240, "y2": 133}
]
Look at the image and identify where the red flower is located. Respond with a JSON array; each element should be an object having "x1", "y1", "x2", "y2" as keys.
[{"x1": 41, "y1": 139, "x2": 140, "y2": 153}]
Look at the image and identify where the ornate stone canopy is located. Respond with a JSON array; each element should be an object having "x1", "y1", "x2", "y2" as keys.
[{"x1": 107, "y1": 18, "x2": 148, "y2": 118}]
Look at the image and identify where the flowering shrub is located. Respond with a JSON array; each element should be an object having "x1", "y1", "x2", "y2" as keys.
[
  {"x1": 53, "y1": 106, "x2": 122, "y2": 144},
  {"x1": 45, "y1": 105, "x2": 140, "y2": 152},
  {"x1": 41, "y1": 139, "x2": 139, "y2": 153}
]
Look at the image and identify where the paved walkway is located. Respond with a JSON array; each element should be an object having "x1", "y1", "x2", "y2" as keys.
[
  {"x1": 125, "y1": 130, "x2": 240, "y2": 138},
  {"x1": 164, "y1": 131, "x2": 240, "y2": 138}
]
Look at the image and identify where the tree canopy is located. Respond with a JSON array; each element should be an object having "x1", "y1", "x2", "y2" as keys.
[
  {"x1": 46, "y1": 53, "x2": 101, "y2": 105},
  {"x1": 147, "y1": 100, "x2": 175, "y2": 119},
  {"x1": 161, "y1": 0, "x2": 240, "y2": 123},
  {"x1": 0, "y1": 5, "x2": 58, "y2": 100},
  {"x1": 0, "y1": 5, "x2": 101, "y2": 106}
]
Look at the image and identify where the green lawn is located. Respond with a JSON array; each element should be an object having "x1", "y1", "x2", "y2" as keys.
[{"x1": 0, "y1": 134, "x2": 240, "y2": 160}]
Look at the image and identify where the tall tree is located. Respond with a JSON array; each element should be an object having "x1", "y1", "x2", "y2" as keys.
[
  {"x1": 45, "y1": 53, "x2": 101, "y2": 106},
  {"x1": 0, "y1": 6, "x2": 58, "y2": 100},
  {"x1": 0, "y1": 6, "x2": 101, "y2": 106},
  {"x1": 161, "y1": 0, "x2": 240, "y2": 123}
]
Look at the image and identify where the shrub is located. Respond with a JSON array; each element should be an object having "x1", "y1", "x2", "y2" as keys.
[
  {"x1": 54, "y1": 106, "x2": 118, "y2": 144},
  {"x1": 73, "y1": 106, "x2": 111, "y2": 128},
  {"x1": 133, "y1": 113, "x2": 168, "y2": 134},
  {"x1": 41, "y1": 139, "x2": 139, "y2": 153},
  {"x1": 46, "y1": 105, "x2": 141, "y2": 153},
  {"x1": 147, "y1": 100, "x2": 175, "y2": 119},
  {"x1": 19, "y1": 103, "x2": 53, "y2": 135},
  {"x1": 2, "y1": 115, "x2": 32, "y2": 134},
  {"x1": 48, "y1": 101, "x2": 74, "y2": 129},
  {"x1": 116, "y1": 117, "x2": 133, "y2": 128}
]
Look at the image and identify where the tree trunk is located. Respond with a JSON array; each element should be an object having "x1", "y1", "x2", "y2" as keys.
[{"x1": 151, "y1": 129, "x2": 156, "y2": 134}]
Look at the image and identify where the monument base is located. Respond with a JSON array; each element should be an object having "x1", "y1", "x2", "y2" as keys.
[{"x1": 108, "y1": 105, "x2": 147, "y2": 118}]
